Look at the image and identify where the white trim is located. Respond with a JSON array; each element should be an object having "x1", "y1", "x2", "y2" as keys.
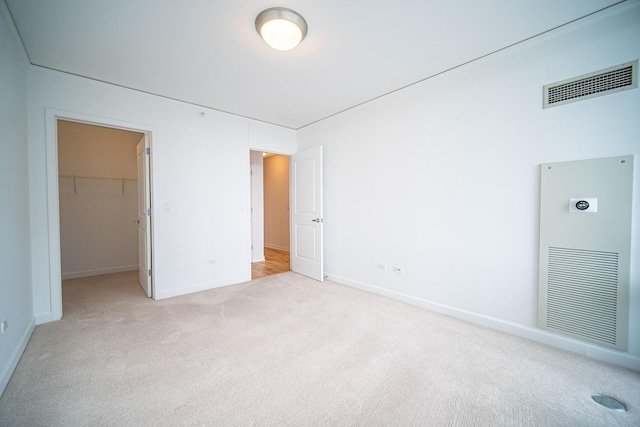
[
  {"x1": 34, "y1": 312, "x2": 52, "y2": 325},
  {"x1": 326, "y1": 272, "x2": 640, "y2": 371},
  {"x1": 246, "y1": 145, "x2": 294, "y2": 280},
  {"x1": 44, "y1": 108, "x2": 157, "y2": 320},
  {"x1": 0, "y1": 317, "x2": 35, "y2": 396},
  {"x1": 155, "y1": 275, "x2": 248, "y2": 300},
  {"x1": 62, "y1": 265, "x2": 137, "y2": 280},
  {"x1": 45, "y1": 109, "x2": 62, "y2": 321}
]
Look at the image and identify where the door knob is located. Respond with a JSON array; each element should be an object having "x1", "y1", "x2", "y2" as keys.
[{"x1": 311, "y1": 218, "x2": 323, "y2": 223}]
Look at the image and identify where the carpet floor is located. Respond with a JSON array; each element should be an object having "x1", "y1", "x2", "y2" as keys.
[{"x1": 0, "y1": 271, "x2": 638, "y2": 426}]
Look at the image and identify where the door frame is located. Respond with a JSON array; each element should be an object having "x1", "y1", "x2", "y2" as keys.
[
  {"x1": 45, "y1": 108, "x2": 156, "y2": 320},
  {"x1": 249, "y1": 150, "x2": 266, "y2": 263},
  {"x1": 247, "y1": 146, "x2": 324, "y2": 281},
  {"x1": 248, "y1": 148, "x2": 292, "y2": 276},
  {"x1": 136, "y1": 134, "x2": 153, "y2": 298}
]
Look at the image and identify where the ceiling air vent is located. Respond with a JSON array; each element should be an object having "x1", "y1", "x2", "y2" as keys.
[{"x1": 543, "y1": 60, "x2": 638, "y2": 108}]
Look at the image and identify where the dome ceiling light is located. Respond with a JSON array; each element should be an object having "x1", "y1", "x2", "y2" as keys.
[{"x1": 255, "y1": 7, "x2": 308, "y2": 51}]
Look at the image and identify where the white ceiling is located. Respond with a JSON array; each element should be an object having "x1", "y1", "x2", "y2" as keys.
[{"x1": 5, "y1": 0, "x2": 624, "y2": 129}]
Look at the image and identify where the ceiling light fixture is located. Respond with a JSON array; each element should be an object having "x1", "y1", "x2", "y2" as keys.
[{"x1": 255, "y1": 7, "x2": 308, "y2": 51}]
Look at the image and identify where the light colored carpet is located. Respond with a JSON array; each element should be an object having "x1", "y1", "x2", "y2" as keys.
[{"x1": 1, "y1": 271, "x2": 638, "y2": 426}]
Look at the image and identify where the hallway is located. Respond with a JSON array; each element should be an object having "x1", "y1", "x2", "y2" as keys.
[{"x1": 251, "y1": 248, "x2": 290, "y2": 279}]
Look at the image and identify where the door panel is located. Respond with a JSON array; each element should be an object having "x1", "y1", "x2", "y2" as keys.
[
  {"x1": 136, "y1": 135, "x2": 152, "y2": 297},
  {"x1": 295, "y1": 224, "x2": 316, "y2": 260},
  {"x1": 294, "y1": 158, "x2": 316, "y2": 212},
  {"x1": 290, "y1": 146, "x2": 323, "y2": 281}
]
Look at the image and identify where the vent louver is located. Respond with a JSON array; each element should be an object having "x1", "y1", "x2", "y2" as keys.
[
  {"x1": 543, "y1": 60, "x2": 638, "y2": 108},
  {"x1": 546, "y1": 247, "x2": 618, "y2": 346}
]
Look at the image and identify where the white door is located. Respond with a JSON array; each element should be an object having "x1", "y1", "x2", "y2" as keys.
[
  {"x1": 136, "y1": 135, "x2": 152, "y2": 297},
  {"x1": 290, "y1": 146, "x2": 323, "y2": 281}
]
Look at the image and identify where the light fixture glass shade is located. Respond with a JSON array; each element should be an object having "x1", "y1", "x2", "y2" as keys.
[{"x1": 256, "y1": 7, "x2": 308, "y2": 51}]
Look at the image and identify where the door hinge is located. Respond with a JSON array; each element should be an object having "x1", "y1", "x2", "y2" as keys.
[
  {"x1": 147, "y1": 208, "x2": 151, "y2": 216},
  {"x1": 148, "y1": 269, "x2": 152, "y2": 277},
  {"x1": 146, "y1": 147, "x2": 150, "y2": 155}
]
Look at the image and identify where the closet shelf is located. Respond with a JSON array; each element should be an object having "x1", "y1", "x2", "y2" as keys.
[{"x1": 58, "y1": 174, "x2": 137, "y2": 181}]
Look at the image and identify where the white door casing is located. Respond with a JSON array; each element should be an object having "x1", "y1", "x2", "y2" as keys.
[
  {"x1": 44, "y1": 109, "x2": 154, "y2": 322},
  {"x1": 250, "y1": 150, "x2": 265, "y2": 262},
  {"x1": 137, "y1": 135, "x2": 152, "y2": 297},
  {"x1": 290, "y1": 146, "x2": 323, "y2": 281}
]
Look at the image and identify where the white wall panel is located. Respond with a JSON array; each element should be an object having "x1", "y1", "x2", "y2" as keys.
[
  {"x1": 27, "y1": 66, "x2": 296, "y2": 319},
  {"x1": 0, "y1": 2, "x2": 34, "y2": 395},
  {"x1": 249, "y1": 120, "x2": 296, "y2": 153},
  {"x1": 298, "y1": 3, "x2": 640, "y2": 368}
]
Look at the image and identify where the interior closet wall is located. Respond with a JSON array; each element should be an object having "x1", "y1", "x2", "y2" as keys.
[
  {"x1": 57, "y1": 121, "x2": 142, "y2": 279},
  {"x1": 264, "y1": 155, "x2": 290, "y2": 252}
]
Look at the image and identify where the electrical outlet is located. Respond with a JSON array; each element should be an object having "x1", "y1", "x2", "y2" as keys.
[
  {"x1": 393, "y1": 266, "x2": 403, "y2": 273},
  {"x1": 207, "y1": 259, "x2": 216, "y2": 266},
  {"x1": 377, "y1": 263, "x2": 386, "y2": 271},
  {"x1": 1, "y1": 318, "x2": 7, "y2": 333}
]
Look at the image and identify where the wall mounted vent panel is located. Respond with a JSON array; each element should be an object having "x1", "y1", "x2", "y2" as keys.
[
  {"x1": 547, "y1": 247, "x2": 618, "y2": 346},
  {"x1": 538, "y1": 156, "x2": 633, "y2": 351},
  {"x1": 543, "y1": 60, "x2": 638, "y2": 108}
]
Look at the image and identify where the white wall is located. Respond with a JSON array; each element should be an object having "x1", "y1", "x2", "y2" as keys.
[
  {"x1": 264, "y1": 155, "x2": 290, "y2": 252},
  {"x1": 28, "y1": 67, "x2": 296, "y2": 322},
  {"x1": 0, "y1": 2, "x2": 34, "y2": 395},
  {"x1": 58, "y1": 121, "x2": 141, "y2": 279},
  {"x1": 13, "y1": 0, "x2": 638, "y2": 376},
  {"x1": 250, "y1": 150, "x2": 265, "y2": 262},
  {"x1": 298, "y1": 3, "x2": 640, "y2": 369}
]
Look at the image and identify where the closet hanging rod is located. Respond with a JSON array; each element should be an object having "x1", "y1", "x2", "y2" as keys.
[{"x1": 59, "y1": 174, "x2": 137, "y2": 195}]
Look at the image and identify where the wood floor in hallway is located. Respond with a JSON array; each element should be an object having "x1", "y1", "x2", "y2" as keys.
[{"x1": 252, "y1": 247, "x2": 290, "y2": 280}]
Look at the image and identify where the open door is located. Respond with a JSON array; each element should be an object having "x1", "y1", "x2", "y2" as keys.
[
  {"x1": 136, "y1": 135, "x2": 152, "y2": 297},
  {"x1": 290, "y1": 146, "x2": 323, "y2": 281}
]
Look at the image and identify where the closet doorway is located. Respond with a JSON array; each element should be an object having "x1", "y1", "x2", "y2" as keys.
[
  {"x1": 250, "y1": 151, "x2": 290, "y2": 279},
  {"x1": 57, "y1": 120, "x2": 152, "y2": 301}
]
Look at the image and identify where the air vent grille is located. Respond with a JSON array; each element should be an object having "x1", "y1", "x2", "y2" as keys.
[
  {"x1": 543, "y1": 60, "x2": 637, "y2": 108},
  {"x1": 546, "y1": 247, "x2": 618, "y2": 346}
]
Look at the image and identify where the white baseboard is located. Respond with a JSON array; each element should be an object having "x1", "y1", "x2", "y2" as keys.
[
  {"x1": 62, "y1": 265, "x2": 137, "y2": 280},
  {"x1": 34, "y1": 312, "x2": 52, "y2": 325},
  {"x1": 155, "y1": 273, "x2": 251, "y2": 300},
  {"x1": 1, "y1": 317, "x2": 35, "y2": 397},
  {"x1": 264, "y1": 244, "x2": 290, "y2": 252},
  {"x1": 326, "y1": 272, "x2": 640, "y2": 372}
]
